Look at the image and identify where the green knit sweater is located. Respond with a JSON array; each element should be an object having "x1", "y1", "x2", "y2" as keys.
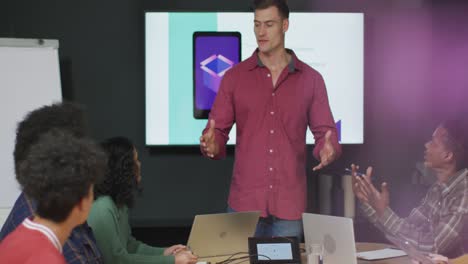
[{"x1": 88, "y1": 196, "x2": 174, "y2": 264}]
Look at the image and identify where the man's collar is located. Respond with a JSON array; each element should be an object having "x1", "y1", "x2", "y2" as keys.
[
  {"x1": 247, "y1": 48, "x2": 302, "y2": 72},
  {"x1": 438, "y1": 168, "x2": 468, "y2": 196}
]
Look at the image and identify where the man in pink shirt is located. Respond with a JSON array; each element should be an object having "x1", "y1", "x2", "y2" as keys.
[{"x1": 200, "y1": 0, "x2": 341, "y2": 238}]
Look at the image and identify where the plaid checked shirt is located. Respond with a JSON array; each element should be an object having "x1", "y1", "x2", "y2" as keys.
[
  {"x1": 360, "y1": 168, "x2": 468, "y2": 258},
  {"x1": 0, "y1": 192, "x2": 103, "y2": 264}
]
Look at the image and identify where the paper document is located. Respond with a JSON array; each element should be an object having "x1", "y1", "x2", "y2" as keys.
[{"x1": 356, "y1": 248, "x2": 407, "y2": 260}]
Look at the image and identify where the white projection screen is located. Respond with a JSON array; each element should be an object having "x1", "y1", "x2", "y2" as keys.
[{"x1": 146, "y1": 12, "x2": 364, "y2": 145}]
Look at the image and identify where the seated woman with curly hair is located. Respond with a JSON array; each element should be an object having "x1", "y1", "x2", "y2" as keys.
[{"x1": 87, "y1": 137, "x2": 197, "y2": 264}]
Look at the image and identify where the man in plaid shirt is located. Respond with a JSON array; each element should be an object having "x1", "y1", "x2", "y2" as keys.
[{"x1": 352, "y1": 120, "x2": 468, "y2": 258}]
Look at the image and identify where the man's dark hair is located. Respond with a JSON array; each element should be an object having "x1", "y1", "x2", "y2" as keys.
[
  {"x1": 17, "y1": 129, "x2": 106, "y2": 223},
  {"x1": 252, "y1": 0, "x2": 289, "y2": 19},
  {"x1": 14, "y1": 102, "x2": 88, "y2": 174},
  {"x1": 95, "y1": 137, "x2": 139, "y2": 208},
  {"x1": 441, "y1": 119, "x2": 468, "y2": 170}
]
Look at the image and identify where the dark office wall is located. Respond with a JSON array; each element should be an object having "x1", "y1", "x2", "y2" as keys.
[
  {"x1": 431, "y1": 0, "x2": 468, "y2": 120},
  {"x1": 0, "y1": 2, "x2": 9, "y2": 34},
  {"x1": 2, "y1": 0, "x2": 467, "y2": 232}
]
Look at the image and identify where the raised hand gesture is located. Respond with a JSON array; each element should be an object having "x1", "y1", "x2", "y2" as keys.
[{"x1": 351, "y1": 164, "x2": 390, "y2": 217}]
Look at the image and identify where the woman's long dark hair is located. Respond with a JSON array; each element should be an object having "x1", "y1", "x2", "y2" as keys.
[{"x1": 95, "y1": 137, "x2": 138, "y2": 208}]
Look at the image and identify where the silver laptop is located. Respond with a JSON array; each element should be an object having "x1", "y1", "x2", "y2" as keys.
[
  {"x1": 187, "y1": 211, "x2": 260, "y2": 258},
  {"x1": 302, "y1": 213, "x2": 357, "y2": 264}
]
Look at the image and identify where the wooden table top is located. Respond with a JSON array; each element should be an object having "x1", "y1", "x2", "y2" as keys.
[{"x1": 198, "y1": 242, "x2": 413, "y2": 264}]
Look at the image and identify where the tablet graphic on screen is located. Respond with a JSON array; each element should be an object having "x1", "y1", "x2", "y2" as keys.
[{"x1": 193, "y1": 31, "x2": 241, "y2": 119}]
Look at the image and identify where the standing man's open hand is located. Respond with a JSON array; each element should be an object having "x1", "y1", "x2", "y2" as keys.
[
  {"x1": 200, "y1": 119, "x2": 219, "y2": 158},
  {"x1": 313, "y1": 130, "x2": 337, "y2": 171}
]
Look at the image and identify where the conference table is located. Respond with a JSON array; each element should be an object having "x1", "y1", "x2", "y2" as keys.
[
  {"x1": 298, "y1": 242, "x2": 411, "y2": 264},
  {"x1": 199, "y1": 242, "x2": 412, "y2": 264}
]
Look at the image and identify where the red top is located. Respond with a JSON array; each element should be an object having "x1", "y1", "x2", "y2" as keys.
[
  {"x1": 202, "y1": 50, "x2": 341, "y2": 220},
  {"x1": 0, "y1": 219, "x2": 65, "y2": 264}
]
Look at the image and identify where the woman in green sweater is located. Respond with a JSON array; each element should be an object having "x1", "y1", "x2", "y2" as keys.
[{"x1": 88, "y1": 137, "x2": 197, "y2": 264}]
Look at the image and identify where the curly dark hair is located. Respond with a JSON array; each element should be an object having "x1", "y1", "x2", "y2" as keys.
[
  {"x1": 17, "y1": 129, "x2": 106, "y2": 223},
  {"x1": 14, "y1": 102, "x2": 88, "y2": 174},
  {"x1": 252, "y1": 0, "x2": 289, "y2": 19},
  {"x1": 95, "y1": 137, "x2": 139, "y2": 208},
  {"x1": 441, "y1": 119, "x2": 468, "y2": 170}
]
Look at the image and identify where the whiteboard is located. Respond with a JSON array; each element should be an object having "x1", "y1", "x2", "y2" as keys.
[{"x1": 0, "y1": 38, "x2": 62, "y2": 209}]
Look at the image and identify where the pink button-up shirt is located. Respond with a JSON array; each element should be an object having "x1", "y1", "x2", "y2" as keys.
[{"x1": 202, "y1": 50, "x2": 341, "y2": 220}]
